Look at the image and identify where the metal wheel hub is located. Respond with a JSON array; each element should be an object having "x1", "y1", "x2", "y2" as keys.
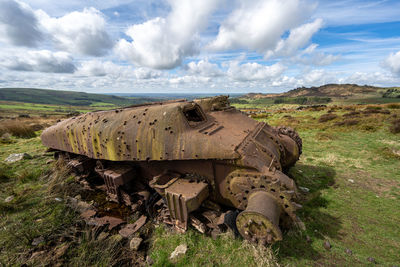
[{"x1": 236, "y1": 191, "x2": 282, "y2": 244}]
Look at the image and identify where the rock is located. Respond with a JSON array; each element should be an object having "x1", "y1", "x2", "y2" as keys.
[
  {"x1": 54, "y1": 197, "x2": 62, "y2": 202},
  {"x1": 146, "y1": 255, "x2": 154, "y2": 265},
  {"x1": 4, "y1": 196, "x2": 14, "y2": 203},
  {"x1": 129, "y1": 237, "x2": 143, "y2": 251},
  {"x1": 170, "y1": 244, "x2": 187, "y2": 260},
  {"x1": 348, "y1": 179, "x2": 354, "y2": 183},
  {"x1": 367, "y1": 257, "x2": 376, "y2": 263},
  {"x1": 4, "y1": 153, "x2": 32, "y2": 163},
  {"x1": 299, "y1": 186, "x2": 310, "y2": 193},
  {"x1": 32, "y1": 236, "x2": 44, "y2": 246},
  {"x1": 323, "y1": 240, "x2": 331, "y2": 250},
  {"x1": 345, "y1": 248, "x2": 353, "y2": 255}
]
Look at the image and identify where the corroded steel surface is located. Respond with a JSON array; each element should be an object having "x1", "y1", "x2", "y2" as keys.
[
  {"x1": 42, "y1": 98, "x2": 255, "y2": 161},
  {"x1": 42, "y1": 96, "x2": 303, "y2": 244}
]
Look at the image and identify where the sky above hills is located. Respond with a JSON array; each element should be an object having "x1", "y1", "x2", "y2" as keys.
[{"x1": 0, "y1": 0, "x2": 400, "y2": 93}]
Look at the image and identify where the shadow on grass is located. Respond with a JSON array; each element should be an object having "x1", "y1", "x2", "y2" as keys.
[{"x1": 274, "y1": 163, "x2": 340, "y2": 262}]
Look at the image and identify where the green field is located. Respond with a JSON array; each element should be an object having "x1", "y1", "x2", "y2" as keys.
[
  {"x1": 0, "y1": 98, "x2": 399, "y2": 266},
  {"x1": 0, "y1": 88, "x2": 136, "y2": 106}
]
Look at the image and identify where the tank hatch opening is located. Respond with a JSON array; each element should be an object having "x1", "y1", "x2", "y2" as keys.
[{"x1": 183, "y1": 104, "x2": 206, "y2": 127}]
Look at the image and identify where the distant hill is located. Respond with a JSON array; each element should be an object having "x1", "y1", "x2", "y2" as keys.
[
  {"x1": 245, "y1": 84, "x2": 398, "y2": 98},
  {"x1": 0, "y1": 88, "x2": 137, "y2": 106}
]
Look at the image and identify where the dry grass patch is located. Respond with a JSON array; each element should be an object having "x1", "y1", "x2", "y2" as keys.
[
  {"x1": 0, "y1": 120, "x2": 36, "y2": 138},
  {"x1": 318, "y1": 113, "x2": 338, "y2": 123},
  {"x1": 343, "y1": 111, "x2": 361, "y2": 118},
  {"x1": 334, "y1": 119, "x2": 359, "y2": 127},
  {"x1": 389, "y1": 119, "x2": 400, "y2": 134},
  {"x1": 386, "y1": 103, "x2": 400, "y2": 109}
]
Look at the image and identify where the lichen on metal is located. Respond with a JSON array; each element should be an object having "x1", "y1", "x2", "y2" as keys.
[{"x1": 41, "y1": 95, "x2": 303, "y2": 244}]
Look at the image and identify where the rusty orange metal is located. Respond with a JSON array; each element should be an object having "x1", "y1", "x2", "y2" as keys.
[{"x1": 41, "y1": 96, "x2": 303, "y2": 244}]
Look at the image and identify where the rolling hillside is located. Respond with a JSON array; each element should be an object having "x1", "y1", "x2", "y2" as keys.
[
  {"x1": 0, "y1": 88, "x2": 136, "y2": 106},
  {"x1": 246, "y1": 84, "x2": 399, "y2": 99}
]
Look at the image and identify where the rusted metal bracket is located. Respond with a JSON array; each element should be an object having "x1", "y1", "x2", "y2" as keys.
[
  {"x1": 95, "y1": 165, "x2": 135, "y2": 202},
  {"x1": 151, "y1": 177, "x2": 209, "y2": 231}
]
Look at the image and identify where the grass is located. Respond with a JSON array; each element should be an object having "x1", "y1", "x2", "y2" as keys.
[
  {"x1": 0, "y1": 88, "x2": 136, "y2": 106},
  {"x1": 0, "y1": 135, "x2": 133, "y2": 266},
  {"x1": 149, "y1": 226, "x2": 278, "y2": 266},
  {"x1": 0, "y1": 101, "x2": 96, "y2": 114},
  {"x1": 0, "y1": 120, "x2": 36, "y2": 138},
  {"x1": 0, "y1": 99, "x2": 399, "y2": 266}
]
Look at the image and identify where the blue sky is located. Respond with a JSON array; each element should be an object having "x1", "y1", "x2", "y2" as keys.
[{"x1": 0, "y1": 0, "x2": 400, "y2": 93}]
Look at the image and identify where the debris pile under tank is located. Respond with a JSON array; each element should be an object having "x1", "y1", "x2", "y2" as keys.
[{"x1": 69, "y1": 164, "x2": 245, "y2": 243}]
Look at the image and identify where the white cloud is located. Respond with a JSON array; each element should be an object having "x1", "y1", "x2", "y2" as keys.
[
  {"x1": 37, "y1": 7, "x2": 113, "y2": 56},
  {"x1": 342, "y1": 71, "x2": 399, "y2": 85},
  {"x1": 115, "y1": 0, "x2": 221, "y2": 69},
  {"x1": 265, "y1": 19, "x2": 323, "y2": 59},
  {"x1": 290, "y1": 44, "x2": 340, "y2": 66},
  {"x1": 185, "y1": 60, "x2": 223, "y2": 77},
  {"x1": 0, "y1": 0, "x2": 43, "y2": 47},
  {"x1": 0, "y1": 1, "x2": 113, "y2": 56},
  {"x1": 76, "y1": 60, "x2": 161, "y2": 80},
  {"x1": 382, "y1": 51, "x2": 400, "y2": 76},
  {"x1": 314, "y1": 0, "x2": 400, "y2": 26},
  {"x1": 169, "y1": 75, "x2": 211, "y2": 84},
  {"x1": 133, "y1": 67, "x2": 162, "y2": 79},
  {"x1": 208, "y1": 0, "x2": 316, "y2": 54},
  {"x1": 0, "y1": 50, "x2": 75, "y2": 73},
  {"x1": 227, "y1": 61, "x2": 286, "y2": 81},
  {"x1": 300, "y1": 69, "x2": 334, "y2": 85},
  {"x1": 76, "y1": 60, "x2": 115, "y2": 76}
]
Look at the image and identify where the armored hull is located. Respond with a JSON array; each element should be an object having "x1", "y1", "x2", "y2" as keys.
[{"x1": 41, "y1": 96, "x2": 303, "y2": 244}]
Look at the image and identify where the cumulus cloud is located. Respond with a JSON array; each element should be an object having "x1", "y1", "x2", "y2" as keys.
[
  {"x1": 133, "y1": 67, "x2": 161, "y2": 79},
  {"x1": 343, "y1": 71, "x2": 398, "y2": 85},
  {"x1": 37, "y1": 7, "x2": 113, "y2": 56},
  {"x1": 290, "y1": 44, "x2": 340, "y2": 66},
  {"x1": 169, "y1": 75, "x2": 211, "y2": 84},
  {"x1": 76, "y1": 60, "x2": 161, "y2": 79},
  {"x1": 208, "y1": 0, "x2": 316, "y2": 54},
  {"x1": 382, "y1": 51, "x2": 400, "y2": 76},
  {"x1": 0, "y1": 50, "x2": 76, "y2": 73},
  {"x1": 0, "y1": 0, "x2": 43, "y2": 47},
  {"x1": 227, "y1": 61, "x2": 286, "y2": 81},
  {"x1": 185, "y1": 60, "x2": 223, "y2": 77},
  {"x1": 0, "y1": 1, "x2": 112, "y2": 56},
  {"x1": 76, "y1": 60, "x2": 115, "y2": 76},
  {"x1": 115, "y1": 0, "x2": 221, "y2": 69},
  {"x1": 265, "y1": 19, "x2": 323, "y2": 58},
  {"x1": 300, "y1": 69, "x2": 335, "y2": 85}
]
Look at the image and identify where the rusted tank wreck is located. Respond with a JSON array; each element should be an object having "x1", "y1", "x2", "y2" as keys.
[{"x1": 41, "y1": 96, "x2": 303, "y2": 244}]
